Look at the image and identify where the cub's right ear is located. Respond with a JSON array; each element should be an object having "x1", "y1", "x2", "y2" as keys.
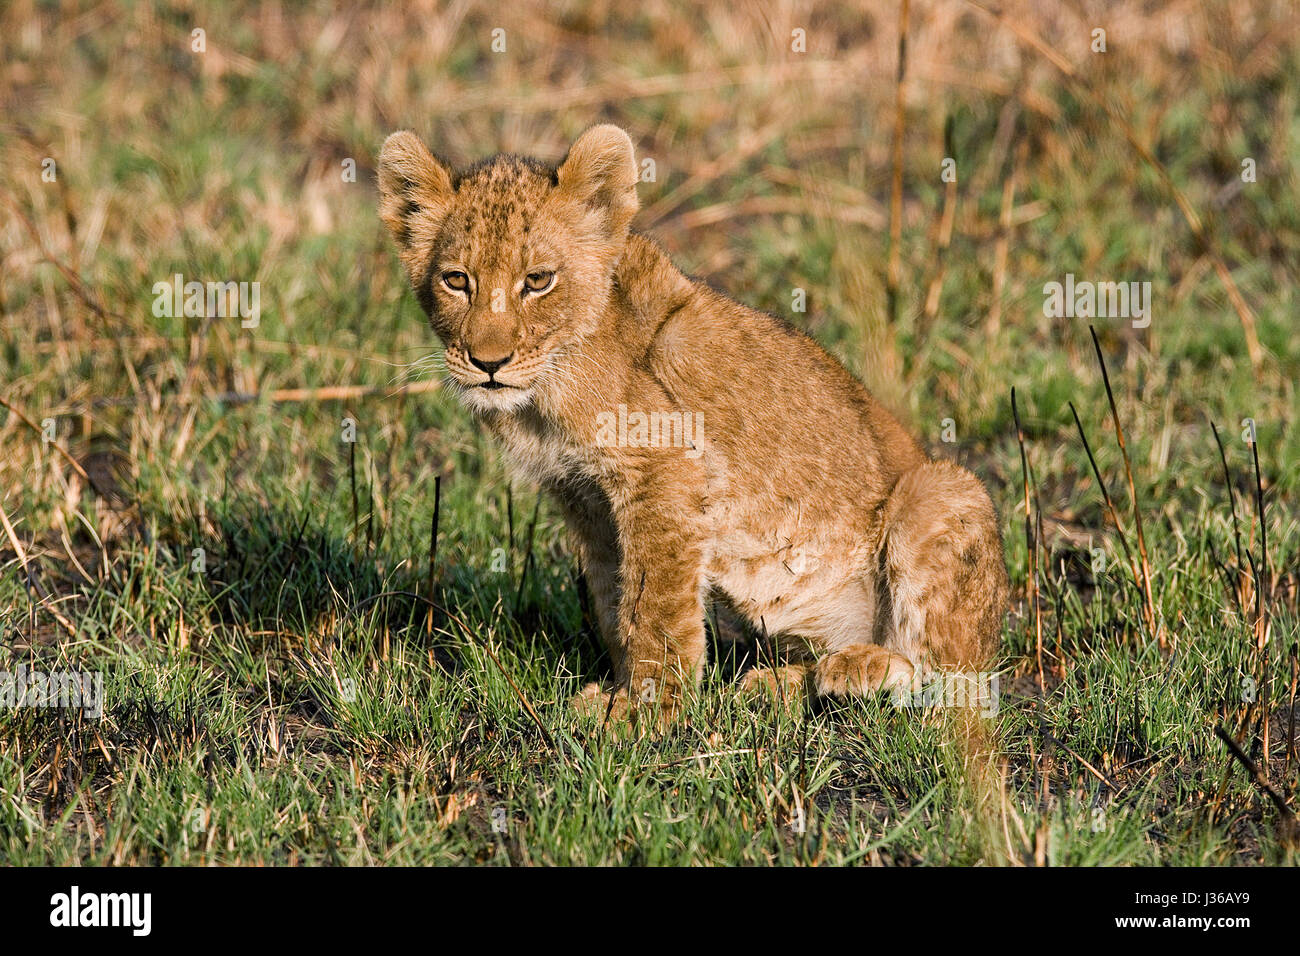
[{"x1": 377, "y1": 131, "x2": 454, "y2": 252}]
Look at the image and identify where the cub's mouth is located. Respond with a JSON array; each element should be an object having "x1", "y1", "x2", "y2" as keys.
[{"x1": 443, "y1": 344, "x2": 548, "y2": 413}]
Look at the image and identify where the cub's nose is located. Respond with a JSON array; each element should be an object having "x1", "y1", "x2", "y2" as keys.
[{"x1": 467, "y1": 352, "x2": 513, "y2": 375}]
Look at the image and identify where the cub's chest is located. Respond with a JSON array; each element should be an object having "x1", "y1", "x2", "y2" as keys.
[{"x1": 493, "y1": 416, "x2": 600, "y2": 489}]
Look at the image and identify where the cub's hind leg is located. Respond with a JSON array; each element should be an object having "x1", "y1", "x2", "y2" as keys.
[{"x1": 877, "y1": 459, "x2": 1008, "y2": 675}]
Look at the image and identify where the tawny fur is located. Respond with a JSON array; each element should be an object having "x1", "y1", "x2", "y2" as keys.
[{"x1": 377, "y1": 125, "x2": 1009, "y2": 723}]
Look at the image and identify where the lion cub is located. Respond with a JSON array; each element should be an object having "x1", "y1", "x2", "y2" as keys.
[{"x1": 378, "y1": 125, "x2": 1008, "y2": 722}]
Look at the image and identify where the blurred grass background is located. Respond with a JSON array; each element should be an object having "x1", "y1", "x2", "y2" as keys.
[{"x1": 0, "y1": 0, "x2": 1298, "y2": 864}]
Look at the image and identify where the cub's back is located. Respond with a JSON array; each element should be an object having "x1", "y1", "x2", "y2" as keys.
[{"x1": 612, "y1": 234, "x2": 924, "y2": 504}]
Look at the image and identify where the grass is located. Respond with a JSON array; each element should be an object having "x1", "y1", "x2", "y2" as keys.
[{"x1": 0, "y1": 0, "x2": 1298, "y2": 865}]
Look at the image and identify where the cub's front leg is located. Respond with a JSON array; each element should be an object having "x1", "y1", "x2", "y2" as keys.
[
  {"x1": 570, "y1": 464, "x2": 707, "y2": 726},
  {"x1": 555, "y1": 484, "x2": 623, "y2": 661}
]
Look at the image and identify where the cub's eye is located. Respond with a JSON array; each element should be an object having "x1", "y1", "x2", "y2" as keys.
[
  {"x1": 441, "y1": 271, "x2": 469, "y2": 293},
  {"x1": 522, "y1": 271, "x2": 555, "y2": 295}
]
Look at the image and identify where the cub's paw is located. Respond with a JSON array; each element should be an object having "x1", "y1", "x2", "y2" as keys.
[
  {"x1": 814, "y1": 645, "x2": 914, "y2": 698},
  {"x1": 570, "y1": 682, "x2": 634, "y2": 722},
  {"x1": 569, "y1": 681, "x2": 681, "y2": 732},
  {"x1": 738, "y1": 665, "x2": 809, "y2": 701}
]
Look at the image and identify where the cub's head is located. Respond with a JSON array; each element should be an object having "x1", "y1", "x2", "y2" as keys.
[{"x1": 377, "y1": 125, "x2": 638, "y2": 413}]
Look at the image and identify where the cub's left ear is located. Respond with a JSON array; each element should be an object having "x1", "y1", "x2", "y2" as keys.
[
  {"x1": 377, "y1": 130, "x2": 454, "y2": 254},
  {"x1": 555, "y1": 125, "x2": 639, "y2": 241}
]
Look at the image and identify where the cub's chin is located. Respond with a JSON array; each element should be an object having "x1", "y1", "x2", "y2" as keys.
[{"x1": 456, "y1": 380, "x2": 536, "y2": 415}]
